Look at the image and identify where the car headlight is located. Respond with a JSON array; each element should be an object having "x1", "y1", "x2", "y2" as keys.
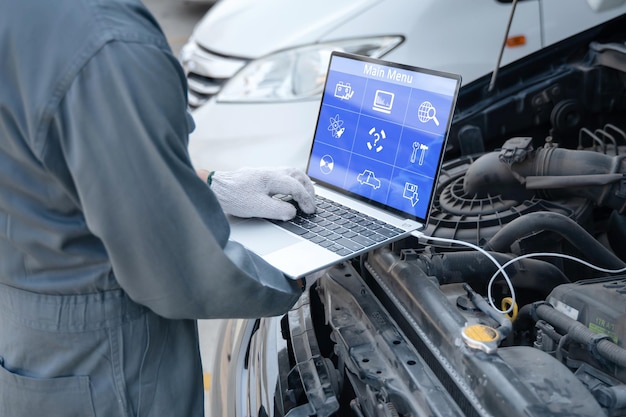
[{"x1": 216, "y1": 36, "x2": 404, "y2": 103}]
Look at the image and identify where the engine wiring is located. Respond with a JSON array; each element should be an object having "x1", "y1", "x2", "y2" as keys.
[
  {"x1": 414, "y1": 232, "x2": 626, "y2": 315},
  {"x1": 488, "y1": 251, "x2": 626, "y2": 305},
  {"x1": 413, "y1": 232, "x2": 517, "y2": 314}
]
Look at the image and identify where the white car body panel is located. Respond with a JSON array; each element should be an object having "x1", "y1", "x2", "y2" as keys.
[
  {"x1": 191, "y1": 0, "x2": 379, "y2": 57},
  {"x1": 188, "y1": 100, "x2": 320, "y2": 170},
  {"x1": 185, "y1": 0, "x2": 626, "y2": 171}
]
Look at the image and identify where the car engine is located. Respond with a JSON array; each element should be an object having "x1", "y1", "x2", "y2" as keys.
[{"x1": 274, "y1": 14, "x2": 626, "y2": 417}]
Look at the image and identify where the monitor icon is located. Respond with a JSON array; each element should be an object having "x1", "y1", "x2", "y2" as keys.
[{"x1": 372, "y1": 90, "x2": 394, "y2": 114}]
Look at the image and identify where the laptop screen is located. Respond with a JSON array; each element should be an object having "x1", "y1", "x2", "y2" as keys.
[{"x1": 306, "y1": 51, "x2": 461, "y2": 223}]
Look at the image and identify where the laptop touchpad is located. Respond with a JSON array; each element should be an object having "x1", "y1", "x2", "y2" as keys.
[{"x1": 229, "y1": 218, "x2": 301, "y2": 256}]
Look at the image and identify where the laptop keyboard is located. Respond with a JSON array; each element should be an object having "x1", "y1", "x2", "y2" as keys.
[{"x1": 270, "y1": 195, "x2": 406, "y2": 256}]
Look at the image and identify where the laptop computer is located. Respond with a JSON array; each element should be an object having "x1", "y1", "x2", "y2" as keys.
[{"x1": 228, "y1": 51, "x2": 461, "y2": 278}]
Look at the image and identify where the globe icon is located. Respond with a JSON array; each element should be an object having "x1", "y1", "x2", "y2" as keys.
[{"x1": 418, "y1": 101, "x2": 439, "y2": 126}]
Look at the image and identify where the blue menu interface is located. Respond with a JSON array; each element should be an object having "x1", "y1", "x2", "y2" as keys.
[{"x1": 307, "y1": 53, "x2": 460, "y2": 221}]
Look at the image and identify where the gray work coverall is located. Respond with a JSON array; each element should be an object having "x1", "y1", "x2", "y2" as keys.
[{"x1": 0, "y1": 0, "x2": 302, "y2": 415}]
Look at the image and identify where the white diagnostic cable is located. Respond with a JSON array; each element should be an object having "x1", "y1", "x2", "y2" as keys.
[
  {"x1": 413, "y1": 232, "x2": 517, "y2": 314},
  {"x1": 413, "y1": 232, "x2": 626, "y2": 315},
  {"x1": 488, "y1": 252, "x2": 626, "y2": 292}
]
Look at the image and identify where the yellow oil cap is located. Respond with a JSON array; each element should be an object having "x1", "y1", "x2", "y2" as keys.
[{"x1": 462, "y1": 324, "x2": 500, "y2": 354}]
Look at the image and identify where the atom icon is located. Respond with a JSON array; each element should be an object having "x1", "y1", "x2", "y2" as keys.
[{"x1": 328, "y1": 114, "x2": 345, "y2": 138}]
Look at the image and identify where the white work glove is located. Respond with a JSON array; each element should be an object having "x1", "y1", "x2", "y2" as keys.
[{"x1": 210, "y1": 167, "x2": 317, "y2": 221}]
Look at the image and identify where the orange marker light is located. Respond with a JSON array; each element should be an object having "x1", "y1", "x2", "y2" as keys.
[{"x1": 506, "y1": 35, "x2": 527, "y2": 47}]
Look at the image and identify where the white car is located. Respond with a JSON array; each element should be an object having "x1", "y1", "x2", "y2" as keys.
[{"x1": 180, "y1": 0, "x2": 626, "y2": 171}]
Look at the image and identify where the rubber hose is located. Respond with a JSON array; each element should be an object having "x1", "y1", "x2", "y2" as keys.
[
  {"x1": 484, "y1": 211, "x2": 626, "y2": 269},
  {"x1": 415, "y1": 251, "x2": 569, "y2": 299},
  {"x1": 535, "y1": 303, "x2": 626, "y2": 368}
]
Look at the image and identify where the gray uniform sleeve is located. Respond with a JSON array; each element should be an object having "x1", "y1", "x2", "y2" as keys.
[{"x1": 50, "y1": 41, "x2": 301, "y2": 319}]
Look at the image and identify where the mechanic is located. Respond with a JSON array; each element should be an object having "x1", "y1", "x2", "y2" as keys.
[{"x1": 0, "y1": 0, "x2": 316, "y2": 416}]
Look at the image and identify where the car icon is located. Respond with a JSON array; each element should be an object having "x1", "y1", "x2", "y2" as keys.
[{"x1": 356, "y1": 169, "x2": 381, "y2": 189}]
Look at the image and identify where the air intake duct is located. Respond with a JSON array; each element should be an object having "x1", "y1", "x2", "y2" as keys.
[{"x1": 463, "y1": 137, "x2": 626, "y2": 213}]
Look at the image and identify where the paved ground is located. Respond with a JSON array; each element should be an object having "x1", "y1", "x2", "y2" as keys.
[{"x1": 141, "y1": 1, "x2": 222, "y2": 414}]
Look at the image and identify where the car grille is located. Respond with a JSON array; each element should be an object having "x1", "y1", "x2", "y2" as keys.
[{"x1": 181, "y1": 45, "x2": 248, "y2": 109}]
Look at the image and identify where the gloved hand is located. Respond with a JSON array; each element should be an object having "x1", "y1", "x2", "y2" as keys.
[{"x1": 210, "y1": 167, "x2": 317, "y2": 221}]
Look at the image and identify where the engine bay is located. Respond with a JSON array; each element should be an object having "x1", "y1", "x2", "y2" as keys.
[{"x1": 279, "y1": 14, "x2": 626, "y2": 417}]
